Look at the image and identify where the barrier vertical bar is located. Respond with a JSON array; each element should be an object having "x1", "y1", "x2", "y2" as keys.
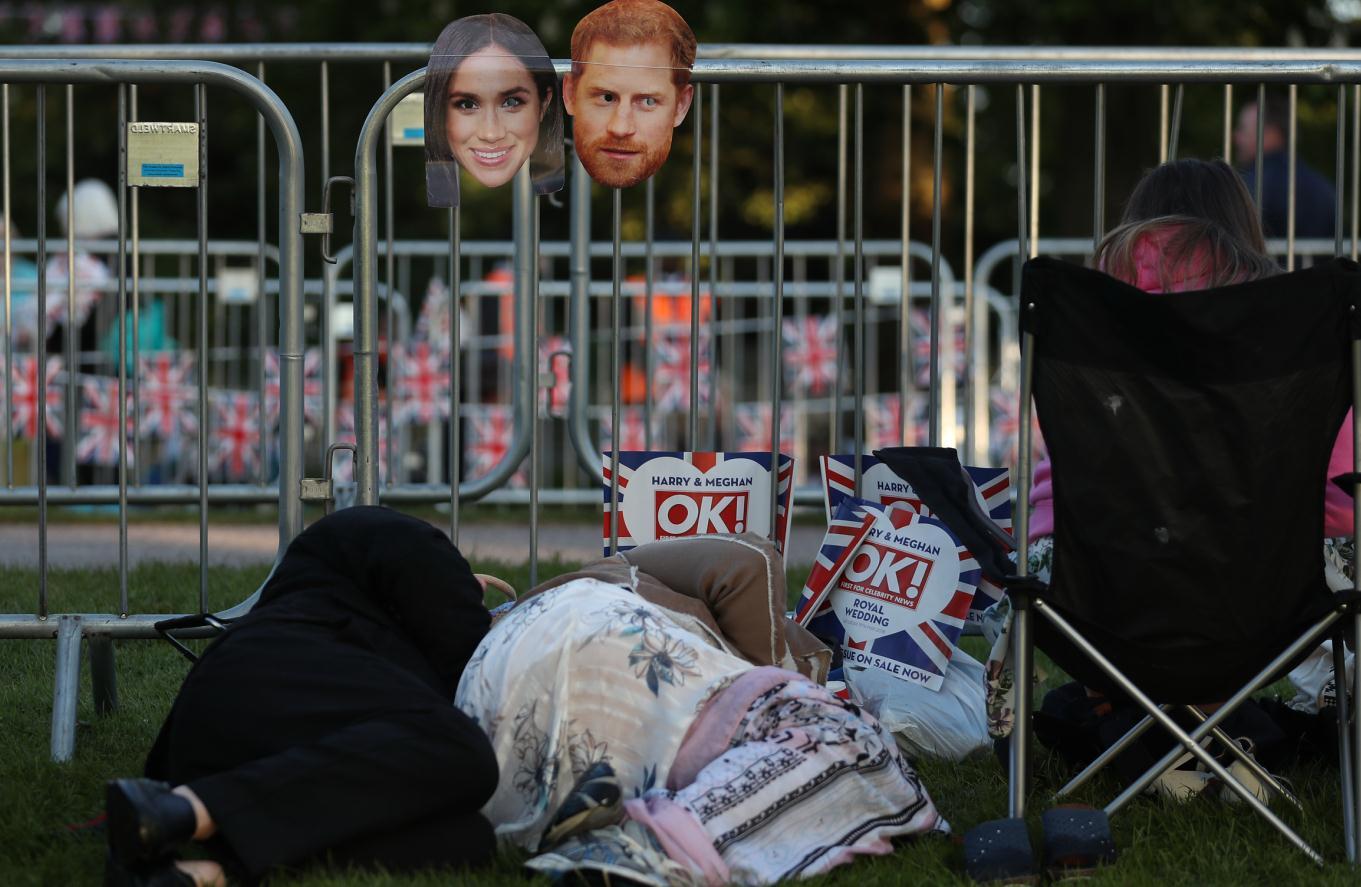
[
  {"x1": 129, "y1": 85, "x2": 141, "y2": 488},
  {"x1": 1158, "y1": 83, "x2": 1169, "y2": 163},
  {"x1": 1338, "y1": 84, "x2": 1347, "y2": 259},
  {"x1": 963, "y1": 86, "x2": 978, "y2": 461},
  {"x1": 1168, "y1": 84, "x2": 1184, "y2": 161},
  {"x1": 256, "y1": 61, "x2": 268, "y2": 483},
  {"x1": 1223, "y1": 84, "x2": 1233, "y2": 163},
  {"x1": 833, "y1": 85, "x2": 847, "y2": 456},
  {"x1": 1353, "y1": 85, "x2": 1359, "y2": 262},
  {"x1": 524, "y1": 170, "x2": 539, "y2": 587},
  {"x1": 644, "y1": 177, "x2": 654, "y2": 450},
  {"x1": 1029, "y1": 85, "x2": 1039, "y2": 260},
  {"x1": 49, "y1": 615, "x2": 80, "y2": 762},
  {"x1": 320, "y1": 61, "x2": 332, "y2": 467},
  {"x1": 196, "y1": 83, "x2": 209, "y2": 613},
  {"x1": 64, "y1": 85, "x2": 75, "y2": 487},
  {"x1": 567, "y1": 151, "x2": 596, "y2": 480},
  {"x1": 852, "y1": 84, "x2": 864, "y2": 492},
  {"x1": 770, "y1": 82, "x2": 785, "y2": 541},
  {"x1": 1287, "y1": 83, "x2": 1297, "y2": 271},
  {"x1": 383, "y1": 62, "x2": 396, "y2": 488},
  {"x1": 899, "y1": 85, "x2": 911, "y2": 453},
  {"x1": 929, "y1": 83, "x2": 943, "y2": 448},
  {"x1": 2, "y1": 83, "x2": 9, "y2": 488},
  {"x1": 37, "y1": 84, "x2": 48, "y2": 616},
  {"x1": 1009, "y1": 81, "x2": 1032, "y2": 820},
  {"x1": 1254, "y1": 83, "x2": 1265, "y2": 212},
  {"x1": 707, "y1": 83, "x2": 719, "y2": 448},
  {"x1": 116, "y1": 85, "x2": 128, "y2": 615},
  {"x1": 609, "y1": 188, "x2": 622, "y2": 553},
  {"x1": 1094, "y1": 84, "x2": 1106, "y2": 254},
  {"x1": 449, "y1": 204, "x2": 460, "y2": 544},
  {"x1": 689, "y1": 87, "x2": 702, "y2": 448}
]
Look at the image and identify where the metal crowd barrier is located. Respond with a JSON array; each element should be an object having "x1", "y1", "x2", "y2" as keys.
[
  {"x1": 0, "y1": 60, "x2": 305, "y2": 762},
  {"x1": 350, "y1": 57, "x2": 1360, "y2": 589}
]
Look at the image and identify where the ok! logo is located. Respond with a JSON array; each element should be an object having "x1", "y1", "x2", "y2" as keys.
[
  {"x1": 653, "y1": 489, "x2": 749, "y2": 537},
  {"x1": 841, "y1": 540, "x2": 934, "y2": 610}
]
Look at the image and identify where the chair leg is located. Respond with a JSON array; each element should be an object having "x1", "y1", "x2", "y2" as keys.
[
  {"x1": 1333, "y1": 636, "x2": 1356, "y2": 863},
  {"x1": 1034, "y1": 601, "x2": 1325, "y2": 865},
  {"x1": 1054, "y1": 708, "x2": 1164, "y2": 800},
  {"x1": 1008, "y1": 601, "x2": 1034, "y2": 818},
  {"x1": 1184, "y1": 706, "x2": 1302, "y2": 813},
  {"x1": 50, "y1": 615, "x2": 82, "y2": 763}
]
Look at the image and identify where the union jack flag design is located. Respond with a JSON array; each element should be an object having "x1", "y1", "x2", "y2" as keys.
[
  {"x1": 988, "y1": 384, "x2": 1046, "y2": 469},
  {"x1": 138, "y1": 352, "x2": 197, "y2": 442},
  {"x1": 819, "y1": 453, "x2": 1013, "y2": 622},
  {"x1": 463, "y1": 404, "x2": 525, "y2": 487},
  {"x1": 394, "y1": 341, "x2": 451, "y2": 425},
  {"x1": 208, "y1": 391, "x2": 261, "y2": 480},
  {"x1": 539, "y1": 336, "x2": 572, "y2": 419},
  {"x1": 909, "y1": 307, "x2": 967, "y2": 388},
  {"x1": 76, "y1": 377, "x2": 134, "y2": 467},
  {"x1": 601, "y1": 450, "x2": 794, "y2": 556},
  {"x1": 797, "y1": 498, "x2": 981, "y2": 691},
  {"x1": 415, "y1": 276, "x2": 455, "y2": 358},
  {"x1": 597, "y1": 406, "x2": 664, "y2": 453},
  {"x1": 864, "y1": 393, "x2": 928, "y2": 451},
  {"x1": 652, "y1": 330, "x2": 712, "y2": 413},
  {"x1": 781, "y1": 315, "x2": 838, "y2": 395},
  {"x1": 11, "y1": 356, "x2": 64, "y2": 439},
  {"x1": 733, "y1": 402, "x2": 794, "y2": 454},
  {"x1": 264, "y1": 348, "x2": 323, "y2": 427}
]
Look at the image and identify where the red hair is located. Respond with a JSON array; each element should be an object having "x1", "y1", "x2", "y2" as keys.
[{"x1": 570, "y1": 0, "x2": 696, "y2": 88}]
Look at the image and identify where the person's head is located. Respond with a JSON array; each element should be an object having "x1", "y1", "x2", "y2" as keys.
[
  {"x1": 563, "y1": 0, "x2": 696, "y2": 189},
  {"x1": 1232, "y1": 96, "x2": 1288, "y2": 165},
  {"x1": 1096, "y1": 158, "x2": 1278, "y2": 290},
  {"x1": 55, "y1": 179, "x2": 118, "y2": 239},
  {"x1": 424, "y1": 14, "x2": 564, "y2": 195}
]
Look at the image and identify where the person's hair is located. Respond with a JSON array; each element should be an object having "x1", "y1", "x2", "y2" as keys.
[
  {"x1": 1095, "y1": 158, "x2": 1279, "y2": 290},
  {"x1": 424, "y1": 14, "x2": 565, "y2": 195},
  {"x1": 570, "y1": 0, "x2": 696, "y2": 89}
]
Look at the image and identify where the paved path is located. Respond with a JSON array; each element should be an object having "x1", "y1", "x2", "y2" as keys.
[{"x1": 0, "y1": 521, "x2": 829, "y2": 569}]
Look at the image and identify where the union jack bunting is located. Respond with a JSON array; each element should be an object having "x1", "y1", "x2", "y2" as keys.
[
  {"x1": 797, "y1": 498, "x2": 982, "y2": 691},
  {"x1": 733, "y1": 402, "x2": 795, "y2": 454},
  {"x1": 263, "y1": 348, "x2": 323, "y2": 427},
  {"x1": 909, "y1": 307, "x2": 967, "y2": 388},
  {"x1": 600, "y1": 450, "x2": 794, "y2": 555},
  {"x1": 463, "y1": 404, "x2": 524, "y2": 486},
  {"x1": 76, "y1": 377, "x2": 133, "y2": 467},
  {"x1": 781, "y1": 314, "x2": 838, "y2": 395},
  {"x1": 332, "y1": 399, "x2": 390, "y2": 484},
  {"x1": 539, "y1": 336, "x2": 572, "y2": 419},
  {"x1": 208, "y1": 391, "x2": 261, "y2": 480},
  {"x1": 11, "y1": 355, "x2": 64, "y2": 439},
  {"x1": 987, "y1": 383, "x2": 1048, "y2": 470},
  {"x1": 864, "y1": 393, "x2": 927, "y2": 451},
  {"x1": 138, "y1": 352, "x2": 197, "y2": 442},
  {"x1": 597, "y1": 405, "x2": 664, "y2": 453},
  {"x1": 652, "y1": 330, "x2": 712, "y2": 413},
  {"x1": 415, "y1": 276, "x2": 454, "y2": 357},
  {"x1": 819, "y1": 453, "x2": 1013, "y2": 623},
  {"x1": 394, "y1": 341, "x2": 451, "y2": 425}
]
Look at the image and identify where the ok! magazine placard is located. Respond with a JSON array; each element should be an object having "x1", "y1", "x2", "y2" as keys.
[
  {"x1": 601, "y1": 451, "x2": 794, "y2": 556},
  {"x1": 796, "y1": 498, "x2": 981, "y2": 691},
  {"x1": 819, "y1": 454, "x2": 1011, "y2": 624}
]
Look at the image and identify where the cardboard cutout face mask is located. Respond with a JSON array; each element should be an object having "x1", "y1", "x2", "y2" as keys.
[
  {"x1": 425, "y1": 14, "x2": 564, "y2": 207},
  {"x1": 564, "y1": 0, "x2": 696, "y2": 190}
]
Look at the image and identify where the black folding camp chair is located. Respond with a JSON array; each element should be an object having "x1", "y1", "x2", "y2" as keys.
[{"x1": 1003, "y1": 256, "x2": 1361, "y2": 864}]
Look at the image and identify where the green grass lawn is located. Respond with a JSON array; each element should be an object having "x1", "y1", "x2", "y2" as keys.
[{"x1": 0, "y1": 561, "x2": 1356, "y2": 885}]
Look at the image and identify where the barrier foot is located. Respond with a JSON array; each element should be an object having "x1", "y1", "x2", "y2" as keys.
[
  {"x1": 89, "y1": 634, "x2": 119, "y2": 717},
  {"x1": 50, "y1": 615, "x2": 82, "y2": 763}
]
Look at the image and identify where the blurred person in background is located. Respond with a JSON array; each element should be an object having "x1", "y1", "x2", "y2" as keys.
[{"x1": 1234, "y1": 97, "x2": 1336, "y2": 241}]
